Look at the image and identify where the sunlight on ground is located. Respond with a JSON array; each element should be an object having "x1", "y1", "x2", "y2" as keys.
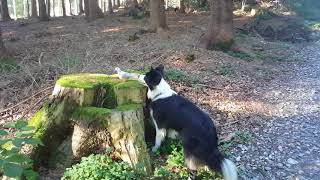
[
  {"x1": 216, "y1": 86, "x2": 320, "y2": 118},
  {"x1": 52, "y1": 26, "x2": 65, "y2": 29},
  {"x1": 177, "y1": 20, "x2": 192, "y2": 24},
  {"x1": 102, "y1": 27, "x2": 124, "y2": 33},
  {"x1": 3, "y1": 31, "x2": 16, "y2": 36}
]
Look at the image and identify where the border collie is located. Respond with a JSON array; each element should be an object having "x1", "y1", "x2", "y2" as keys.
[{"x1": 115, "y1": 65, "x2": 237, "y2": 180}]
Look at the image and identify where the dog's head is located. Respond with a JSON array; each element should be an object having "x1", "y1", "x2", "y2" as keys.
[{"x1": 144, "y1": 64, "x2": 165, "y2": 90}]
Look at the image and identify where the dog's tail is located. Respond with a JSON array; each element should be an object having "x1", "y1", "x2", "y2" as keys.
[
  {"x1": 221, "y1": 158, "x2": 238, "y2": 180},
  {"x1": 207, "y1": 150, "x2": 238, "y2": 180}
]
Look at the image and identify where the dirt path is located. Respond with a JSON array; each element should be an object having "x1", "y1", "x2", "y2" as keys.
[{"x1": 238, "y1": 41, "x2": 320, "y2": 179}]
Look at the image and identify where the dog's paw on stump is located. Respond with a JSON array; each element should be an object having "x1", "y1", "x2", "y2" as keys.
[{"x1": 28, "y1": 73, "x2": 151, "y2": 174}]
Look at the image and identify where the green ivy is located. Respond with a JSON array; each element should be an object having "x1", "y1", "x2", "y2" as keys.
[
  {"x1": 0, "y1": 119, "x2": 43, "y2": 179},
  {"x1": 62, "y1": 152, "x2": 146, "y2": 180}
]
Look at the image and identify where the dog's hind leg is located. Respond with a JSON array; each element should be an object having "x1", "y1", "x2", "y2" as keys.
[
  {"x1": 185, "y1": 155, "x2": 199, "y2": 180},
  {"x1": 152, "y1": 128, "x2": 166, "y2": 152},
  {"x1": 167, "y1": 129, "x2": 178, "y2": 139}
]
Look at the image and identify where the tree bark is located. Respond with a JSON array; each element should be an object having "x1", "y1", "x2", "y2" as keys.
[
  {"x1": 31, "y1": 0, "x2": 38, "y2": 17},
  {"x1": 179, "y1": 0, "x2": 185, "y2": 13},
  {"x1": 199, "y1": 0, "x2": 234, "y2": 50},
  {"x1": 0, "y1": 0, "x2": 12, "y2": 21},
  {"x1": 107, "y1": 0, "x2": 112, "y2": 13},
  {"x1": 133, "y1": 0, "x2": 138, "y2": 7},
  {"x1": 79, "y1": 0, "x2": 84, "y2": 14},
  {"x1": 84, "y1": 0, "x2": 89, "y2": 17},
  {"x1": 150, "y1": 0, "x2": 167, "y2": 32},
  {"x1": 52, "y1": 0, "x2": 55, "y2": 16},
  {"x1": 62, "y1": 0, "x2": 66, "y2": 16},
  {"x1": 39, "y1": 0, "x2": 49, "y2": 20},
  {"x1": 0, "y1": 27, "x2": 6, "y2": 57},
  {"x1": 88, "y1": 0, "x2": 104, "y2": 21},
  {"x1": 69, "y1": 0, "x2": 72, "y2": 15},
  {"x1": 46, "y1": 0, "x2": 51, "y2": 16},
  {"x1": 12, "y1": 0, "x2": 17, "y2": 19},
  {"x1": 241, "y1": 0, "x2": 247, "y2": 11},
  {"x1": 27, "y1": 0, "x2": 30, "y2": 17}
]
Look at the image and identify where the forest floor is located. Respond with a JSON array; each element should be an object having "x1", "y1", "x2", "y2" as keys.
[{"x1": 0, "y1": 12, "x2": 319, "y2": 179}]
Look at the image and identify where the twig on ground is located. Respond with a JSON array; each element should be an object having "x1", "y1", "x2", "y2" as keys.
[
  {"x1": 0, "y1": 86, "x2": 53, "y2": 114},
  {"x1": 221, "y1": 120, "x2": 240, "y2": 127},
  {"x1": 38, "y1": 52, "x2": 44, "y2": 65},
  {"x1": 21, "y1": 95, "x2": 48, "y2": 119}
]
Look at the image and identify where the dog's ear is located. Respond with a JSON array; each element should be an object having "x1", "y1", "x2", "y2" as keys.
[{"x1": 155, "y1": 64, "x2": 164, "y2": 72}]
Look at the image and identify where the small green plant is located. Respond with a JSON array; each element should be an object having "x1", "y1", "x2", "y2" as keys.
[
  {"x1": 219, "y1": 130, "x2": 252, "y2": 155},
  {"x1": 0, "y1": 119, "x2": 43, "y2": 179},
  {"x1": 62, "y1": 152, "x2": 146, "y2": 180},
  {"x1": 0, "y1": 57, "x2": 20, "y2": 73},
  {"x1": 217, "y1": 65, "x2": 234, "y2": 76},
  {"x1": 255, "y1": 9, "x2": 277, "y2": 21},
  {"x1": 233, "y1": 131, "x2": 252, "y2": 144},
  {"x1": 185, "y1": 54, "x2": 195, "y2": 63},
  {"x1": 227, "y1": 51, "x2": 253, "y2": 62},
  {"x1": 152, "y1": 139, "x2": 220, "y2": 179},
  {"x1": 165, "y1": 69, "x2": 199, "y2": 85},
  {"x1": 156, "y1": 139, "x2": 182, "y2": 155},
  {"x1": 255, "y1": 52, "x2": 287, "y2": 61},
  {"x1": 61, "y1": 55, "x2": 80, "y2": 68},
  {"x1": 128, "y1": 34, "x2": 140, "y2": 41},
  {"x1": 310, "y1": 22, "x2": 320, "y2": 30},
  {"x1": 210, "y1": 40, "x2": 234, "y2": 52}
]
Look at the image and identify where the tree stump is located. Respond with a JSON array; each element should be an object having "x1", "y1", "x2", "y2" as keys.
[{"x1": 28, "y1": 73, "x2": 152, "y2": 174}]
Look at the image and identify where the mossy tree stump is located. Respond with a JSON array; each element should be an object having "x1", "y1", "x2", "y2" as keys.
[{"x1": 29, "y1": 73, "x2": 152, "y2": 174}]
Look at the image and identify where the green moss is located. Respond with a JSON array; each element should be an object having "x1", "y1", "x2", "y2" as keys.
[
  {"x1": 116, "y1": 104, "x2": 143, "y2": 111},
  {"x1": 56, "y1": 73, "x2": 121, "y2": 89},
  {"x1": 29, "y1": 107, "x2": 48, "y2": 139},
  {"x1": 0, "y1": 57, "x2": 20, "y2": 73},
  {"x1": 72, "y1": 107, "x2": 112, "y2": 122}
]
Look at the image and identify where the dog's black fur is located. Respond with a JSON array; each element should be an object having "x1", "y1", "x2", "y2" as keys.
[{"x1": 144, "y1": 66, "x2": 224, "y2": 172}]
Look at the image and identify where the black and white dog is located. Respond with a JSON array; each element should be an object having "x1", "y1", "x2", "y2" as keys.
[{"x1": 115, "y1": 65, "x2": 237, "y2": 180}]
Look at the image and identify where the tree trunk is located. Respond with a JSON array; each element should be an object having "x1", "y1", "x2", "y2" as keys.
[
  {"x1": 62, "y1": 0, "x2": 66, "y2": 16},
  {"x1": 52, "y1": 0, "x2": 55, "y2": 16},
  {"x1": 69, "y1": 0, "x2": 72, "y2": 15},
  {"x1": 31, "y1": 0, "x2": 38, "y2": 17},
  {"x1": 88, "y1": 0, "x2": 104, "y2": 21},
  {"x1": 12, "y1": 0, "x2": 17, "y2": 19},
  {"x1": 29, "y1": 73, "x2": 152, "y2": 174},
  {"x1": 150, "y1": 0, "x2": 167, "y2": 32},
  {"x1": 0, "y1": 0, "x2": 12, "y2": 21},
  {"x1": 241, "y1": 0, "x2": 247, "y2": 11},
  {"x1": 79, "y1": 0, "x2": 84, "y2": 14},
  {"x1": 133, "y1": 0, "x2": 138, "y2": 7},
  {"x1": 116, "y1": 0, "x2": 120, "y2": 7},
  {"x1": 0, "y1": 27, "x2": 6, "y2": 57},
  {"x1": 39, "y1": 0, "x2": 49, "y2": 20},
  {"x1": 46, "y1": 0, "x2": 51, "y2": 16},
  {"x1": 199, "y1": 0, "x2": 234, "y2": 50},
  {"x1": 107, "y1": 0, "x2": 112, "y2": 13},
  {"x1": 84, "y1": 0, "x2": 89, "y2": 17},
  {"x1": 27, "y1": 0, "x2": 30, "y2": 17},
  {"x1": 179, "y1": 0, "x2": 185, "y2": 13}
]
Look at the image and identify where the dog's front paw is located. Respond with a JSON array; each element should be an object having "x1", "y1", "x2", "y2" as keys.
[{"x1": 151, "y1": 146, "x2": 159, "y2": 153}]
